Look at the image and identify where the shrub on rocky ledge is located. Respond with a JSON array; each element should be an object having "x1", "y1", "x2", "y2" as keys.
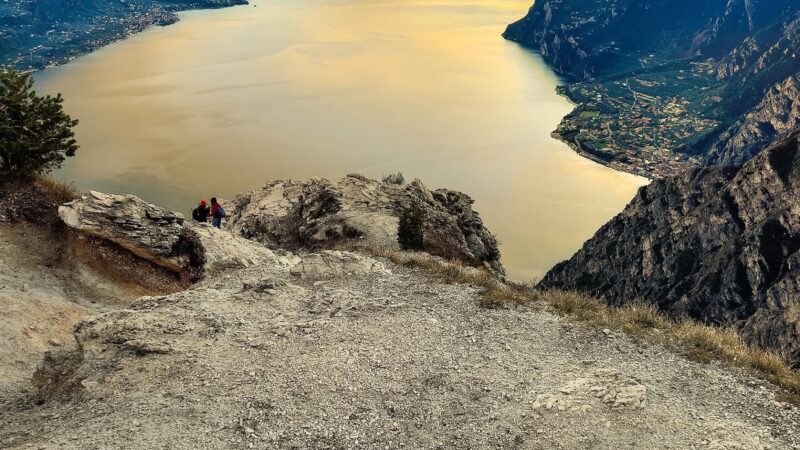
[{"x1": 397, "y1": 203, "x2": 425, "y2": 251}]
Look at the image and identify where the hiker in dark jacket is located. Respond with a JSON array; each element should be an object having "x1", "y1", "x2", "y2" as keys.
[
  {"x1": 192, "y1": 199, "x2": 210, "y2": 223},
  {"x1": 210, "y1": 197, "x2": 225, "y2": 229}
]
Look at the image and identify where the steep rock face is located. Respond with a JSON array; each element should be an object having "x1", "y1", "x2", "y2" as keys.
[
  {"x1": 542, "y1": 134, "x2": 800, "y2": 365},
  {"x1": 502, "y1": 0, "x2": 797, "y2": 81},
  {"x1": 708, "y1": 74, "x2": 800, "y2": 165},
  {"x1": 228, "y1": 174, "x2": 504, "y2": 275},
  {"x1": 58, "y1": 191, "x2": 296, "y2": 279}
]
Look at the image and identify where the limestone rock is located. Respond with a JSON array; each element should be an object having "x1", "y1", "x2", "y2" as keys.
[
  {"x1": 228, "y1": 174, "x2": 504, "y2": 275},
  {"x1": 289, "y1": 250, "x2": 390, "y2": 279},
  {"x1": 542, "y1": 133, "x2": 800, "y2": 365},
  {"x1": 708, "y1": 74, "x2": 800, "y2": 166},
  {"x1": 59, "y1": 191, "x2": 186, "y2": 271},
  {"x1": 531, "y1": 368, "x2": 646, "y2": 413},
  {"x1": 58, "y1": 191, "x2": 296, "y2": 280},
  {"x1": 188, "y1": 223, "x2": 300, "y2": 277}
]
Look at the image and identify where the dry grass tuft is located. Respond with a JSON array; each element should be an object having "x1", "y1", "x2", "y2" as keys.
[
  {"x1": 353, "y1": 244, "x2": 800, "y2": 402},
  {"x1": 542, "y1": 290, "x2": 800, "y2": 402},
  {"x1": 34, "y1": 175, "x2": 79, "y2": 203}
]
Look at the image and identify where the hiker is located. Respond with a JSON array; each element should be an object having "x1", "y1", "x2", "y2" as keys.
[
  {"x1": 192, "y1": 199, "x2": 210, "y2": 223},
  {"x1": 210, "y1": 197, "x2": 226, "y2": 229}
]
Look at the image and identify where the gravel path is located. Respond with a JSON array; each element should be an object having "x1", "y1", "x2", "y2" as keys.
[{"x1": 1, "y1": 251, "x2": 798, "y2": 449}]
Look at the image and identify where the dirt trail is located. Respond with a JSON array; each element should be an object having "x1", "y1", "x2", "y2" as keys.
[
  {"x1": 1, "y1": 249, "x2": 797, "y2": 449},
  {"x1": 0, "y1": 223, "x2": 177, "y2": 399}
]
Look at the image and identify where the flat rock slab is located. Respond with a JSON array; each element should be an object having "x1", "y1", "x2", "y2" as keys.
[
  {"x1": 289, "y1": 250, "x2": 391, "y2": 279},
  {"x1": 59, "y1": 191, "x2": 186, "y2": 271}
]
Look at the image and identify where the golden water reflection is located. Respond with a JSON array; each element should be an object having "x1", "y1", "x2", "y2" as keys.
[{"x1": 35, "y1": 0, "x2": 648, "y2": 280}]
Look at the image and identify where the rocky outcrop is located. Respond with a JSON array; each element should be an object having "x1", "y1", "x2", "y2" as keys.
[
  {"x1": 708, "y1": 74, "x2": 800, "y2": 165},
  {"x1": 59, "y1": 191, "x2": 187, "y2": 271},
  {"x1": 228, "y1": 174, "x2": 504, "y2": 275},
  {"x1": 58, "y1": 191, "x2": 296, "y2": 280},
  {"x1": 55, "y1": 179, "x2": 502, "y2": 282},
  {"x1": 541, "y1": 133, "x2": 800, "y2": 365}
]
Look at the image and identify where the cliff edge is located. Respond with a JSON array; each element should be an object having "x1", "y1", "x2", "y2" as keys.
[{"x1": 542, "y1": 133, "x2": 800, "y2": 367}]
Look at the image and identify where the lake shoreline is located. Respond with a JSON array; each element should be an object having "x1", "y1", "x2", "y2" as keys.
[{"x1": 2, "y1": 0, "x2": 248, "y2": 72}]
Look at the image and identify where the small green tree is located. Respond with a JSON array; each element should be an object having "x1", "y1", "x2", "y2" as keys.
[
  {"x1": 397, "y1": 203, "x2": 426, "y2": 251},
  {"x1": 0, "y1": 68, "x2": 79, "y2": 181}
]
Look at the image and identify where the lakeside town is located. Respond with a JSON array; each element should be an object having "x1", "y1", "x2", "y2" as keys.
[{"x1": 552, "y1": 60, "x2": 726, "y2": 178}]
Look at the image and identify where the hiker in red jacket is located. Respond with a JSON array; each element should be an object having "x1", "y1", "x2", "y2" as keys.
[{"x1": 209, "y1": 197, "x2": 226, "y2": 229}]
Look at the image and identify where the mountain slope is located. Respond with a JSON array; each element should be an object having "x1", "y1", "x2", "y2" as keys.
[
  {"x1": 504, "y1": 0, "x2": 799, "y2": 81},
  {"x1": 504, "y1": 0, "x2": 800, "y2": 176},
  {"x1": 541, "y1": 133, "x2": 800, "y2": 366}
]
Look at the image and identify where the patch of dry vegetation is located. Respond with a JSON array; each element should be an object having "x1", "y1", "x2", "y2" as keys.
[
  {"x1": 541, "y1": 290, "x2": 800, "y2": 401},
  {"x1": 358, "y1": 245, "x2": 800, "y2": 403},
  {"x1": 359, "y1": 245, "x2": 531, "y2": 308},
  {"x1": 34, "y1": 175, "x2": 79, "y2": 203}
]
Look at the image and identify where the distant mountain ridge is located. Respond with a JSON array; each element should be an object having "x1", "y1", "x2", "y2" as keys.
[
  {"x1": 504, "y1": 0, "x2": 800, "y2": 175},
  {"x1": 0, "y1": 0, "x2": 247, "y2": 71}
]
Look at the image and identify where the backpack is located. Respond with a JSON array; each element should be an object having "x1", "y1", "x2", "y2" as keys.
[
  {"x1": 192, "y1": 207, "x2": 202, "y2": 222},
  {"x1": 216, "y1": 206, "x2": 226, "y2": 219}
]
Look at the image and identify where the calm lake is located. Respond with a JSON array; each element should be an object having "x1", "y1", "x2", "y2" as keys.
[{"x1": 35, "y1": 0, "x2": 648, "y2": 281}]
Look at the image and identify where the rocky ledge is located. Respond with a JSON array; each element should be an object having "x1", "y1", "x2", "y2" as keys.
[
  {"x1": 58, "y1": 191, "x2": 298, "y2": 281},
  {"x1": 542, "y1": 133, "x2": 800, "y2": 366},
  {"x1": 228, "y1": 174, "x2": 504, "y2": 276}
]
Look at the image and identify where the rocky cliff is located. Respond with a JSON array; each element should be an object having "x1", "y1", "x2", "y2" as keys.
[
  {"x1": 504, "y1": 0, "x2": 799, "y2": 81},
  {"x1": 58, "y1": 191, "x2": 298, "y2": 282},
  {"x1": 705, "y1": 15, "x2": 800, "y2": 165},
  {"x1": 541, "y1": 133, "x2": 800, "y2": 366},
  {"x1": 228, "y1": 174, "x2": 504, "y2": 276},
  {"x1": 708, "y1": 74, "x2": 800, "y2": 165}
]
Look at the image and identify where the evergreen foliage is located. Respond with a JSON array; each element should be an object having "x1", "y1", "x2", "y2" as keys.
[
  {"x1": 397, "y1": 203, "x2": 425, "y2": 250},
  {"x1": 0, "y1": 68, "x2": 79, "y2": 181}
]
